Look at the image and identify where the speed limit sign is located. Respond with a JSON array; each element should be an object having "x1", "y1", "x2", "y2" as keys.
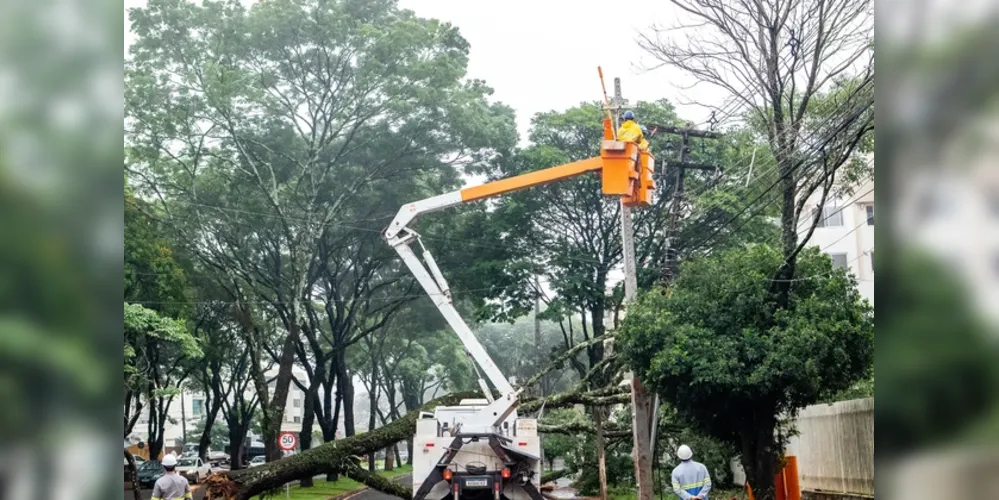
[{"x1": 278, "y1": 431, "x2": 298, "y2": 451}]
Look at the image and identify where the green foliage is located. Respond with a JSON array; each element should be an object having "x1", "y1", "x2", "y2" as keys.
[
  {"x1": 124, "y1": 303, "x2": 199, "y2": 357},
  {"x1": 569, "y1": 436, "x2": 634, "y2": 496},
  {"x1": 619, "y1": 244, "x2": 873, "y2": 480},
  {"x1": 124, "y1": 188, "x2": 188, "y2": 317},
  {"x1": 877, "y1": 248, "x2": 999, "y2": 456},
  {"x1": 540, "y1": 409, "x2": 584, "y2": 469},
  {"x1": 189, "y1": 418, "x2": 229, "y2": 450}
]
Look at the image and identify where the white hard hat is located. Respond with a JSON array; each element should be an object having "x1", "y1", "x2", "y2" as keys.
[
  {"x1": 162, "y1": 454, "x2": 178, "y2": 467},
  {"x1": 677, "y1": 444, "x2": 693, "y2": 461}
]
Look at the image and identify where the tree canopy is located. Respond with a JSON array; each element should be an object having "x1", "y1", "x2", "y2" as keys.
[{"x1": 619, "y1": 244, "x2": 873, "y2": 496}]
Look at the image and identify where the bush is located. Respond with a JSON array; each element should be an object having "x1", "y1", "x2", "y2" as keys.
[{"x1": 568, "y1": 435, "x2": 634, "y2": 496}]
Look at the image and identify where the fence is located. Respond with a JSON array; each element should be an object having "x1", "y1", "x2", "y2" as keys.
[{"x1": 731, "y1": 398, "x2": 874, "y2": 497}]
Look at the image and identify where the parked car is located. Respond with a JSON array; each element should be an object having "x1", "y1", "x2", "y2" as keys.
[
  {"x1": 176, "y1": 456, "x2": 212, "y2": 484},
  {"x1": 248, "y1": 455, "x2": 266, "y2": 467},
  {"x1": 137, "y1": 460, "x2": 165, "y2": 488}
]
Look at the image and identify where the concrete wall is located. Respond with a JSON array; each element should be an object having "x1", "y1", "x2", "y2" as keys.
[
  {"x1": 731, "y1": 398, "x2": 875, "y2": 497},
  {"x1": 785, "y1": 398, "x2": 875, "y2": 496}
]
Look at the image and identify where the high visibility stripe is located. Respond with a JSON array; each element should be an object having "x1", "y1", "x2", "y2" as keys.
[{"x1": 680, "y1": 479, "x2": 708, "y2": 489}]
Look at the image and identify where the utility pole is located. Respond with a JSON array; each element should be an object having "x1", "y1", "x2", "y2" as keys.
[
  {"x1": 608, "y1": 77, "x2": 656, "y2": 500},
  {"x1": 645, "y1": 122, "x2": 723, "y2": 282},
  {"x1": 645, "y1": 120, "x2": 723, "y2": 451},
  {"x1": 181, "y1": 388, "x2": 187, "y2": 447},
  {"x1": 534, "y1": 273, "x2": 544, "y2": 397}
]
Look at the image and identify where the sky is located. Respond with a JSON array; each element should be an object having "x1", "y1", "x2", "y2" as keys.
[{"x1": 123, "y1": 0, "x2": 726, "y2": 141}]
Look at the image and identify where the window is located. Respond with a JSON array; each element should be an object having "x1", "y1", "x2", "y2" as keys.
[
  {"x1": 866, "y1": 205, "x2": 874, "y2": 226},
  {"x1": 292, "y1": 398, "x2": 301, "y2": 408},
  {"x1": 815, "y1": 204, "x2": 844, "y2": 227},
  {"x1": 829, "y1": 253, "x2": 849, "y2": 270},
  {"x1": 293, "y1": 416, "x2": 302, "y2": 424},
  {"x1": 192, "y1": 399, "x2": 203, "y2": 416}
]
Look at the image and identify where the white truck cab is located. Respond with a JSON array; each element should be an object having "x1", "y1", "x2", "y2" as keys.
[{"x1": 412, "y1": 400, "x2": 542, "y2": 500}]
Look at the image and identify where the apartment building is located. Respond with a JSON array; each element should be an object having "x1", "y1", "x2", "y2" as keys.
[
  {"x1": 797, "y1": 177, "x2": 875, "y2": 304},
  {"x1": 127, "y1": 367, "x2": 308, "y2": 452}
]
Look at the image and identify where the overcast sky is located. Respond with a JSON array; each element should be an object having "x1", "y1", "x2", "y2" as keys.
[{"x1": 124, "y1": 0, "x2": 725, "y2": 141}]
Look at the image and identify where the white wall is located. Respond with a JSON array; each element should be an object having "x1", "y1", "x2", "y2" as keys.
[
  {"x1": 730, "y1": 398, "x2": 875, "y2": 496},
  {"x1": 798, "y1": 178, "x2": 875, "y2": 305}
]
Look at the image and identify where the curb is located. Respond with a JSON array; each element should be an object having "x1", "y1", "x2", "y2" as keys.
[
  {"x1": 328, "y1": 487, "x2": 369, "y2": 500},
  {"x1": 326, "y1": 473, "x2": 411, "y2": 500}
]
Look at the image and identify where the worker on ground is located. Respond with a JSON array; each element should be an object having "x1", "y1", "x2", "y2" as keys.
[
  {"x1": 152, "y1": 453, "x2": 193, "y2": 500},
  {"x1": 617, "y1": 110, "x2": 644, "y2": 145},
  {"x1": 671, "y1": 444, "x2": 712, "y2": 500}
]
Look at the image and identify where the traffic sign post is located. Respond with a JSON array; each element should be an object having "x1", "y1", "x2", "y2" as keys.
[{"x1": 278, "y1": 431, "x2": 298, "y2": 452}]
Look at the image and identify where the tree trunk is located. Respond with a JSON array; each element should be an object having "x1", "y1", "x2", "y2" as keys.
[
  {"x1": 740, "y1": 409, "x2": 779, "y2": 500},
  {"x1": 205, "y1": 392, "x2": 475, "y2": 500},
  {"x1": 392, "y1": 444, "x2": 401, "y2": 469},
  {"x1": 198, "y1": 397, "x2": 222, "y2": 461},
  {"x1": 593, "y1": 407, "x2": 609, "y2": 500},
  {"x1": 299, "y1": 383, "x2": 318, "y2": 488},
  {"x1": 367, "y1": 357, "x2": 380, "y2": 472},
  {"x1": 327, "y1": 385, "x2": 343, "y2": 481},
  {"x1": 385, "y1": 444, "x2": 395, "y2": 471},
  {"x1": 227, "y1": 423, "x2": 249, "y2": 470},
  {"x1": 125, "y1": 449, "x2": 142, "y2": 500},
  {"x1": 262, "y1": 321, "x2": 302, "y2": 462},
  {"x1": 406, "y1": 438, "x2": 414, "y2": 466},
  {"x1": 336, "y1": 349, "x2": 356, "y2": 436}
]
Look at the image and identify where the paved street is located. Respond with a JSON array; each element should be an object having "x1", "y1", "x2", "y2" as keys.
[
  {"x1": 351, "y1": 474, "x2": 412, "y2": 500},
  {"x1": 135, "y1": 484, "x2": 206, "y2": 500}
]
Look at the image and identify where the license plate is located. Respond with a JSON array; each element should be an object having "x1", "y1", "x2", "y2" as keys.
[{"x1": 464, "y1": 479, "x2": 488, "y2": 488}]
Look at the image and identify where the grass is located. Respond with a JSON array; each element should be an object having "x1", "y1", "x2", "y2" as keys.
[
  {"x1": 605, "y1": 486, "x2": 749, "y2": 500},
  {"x1": 252, "y1": 463, "x2": 412, "y2": 499}
]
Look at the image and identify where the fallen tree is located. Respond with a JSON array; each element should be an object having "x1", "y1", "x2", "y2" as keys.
[
  {"x1": 520, "y1": 385, "x2": 630, "y2": 414},
  {"x1": 202, "y1": 367, "x2": 632, "y2": 499},
  {"x1": 539, "y1": 468, "x2": 571, "y2": 485},
  {"x1": 538, "y1": 421, "x2": 631, "y2": 438},
  {"x1": 204, "y1": 392, "x2": 475, "y2": 500},
  {"x1": 519, "y1": 334, "x2": 612, "y2": 390}
]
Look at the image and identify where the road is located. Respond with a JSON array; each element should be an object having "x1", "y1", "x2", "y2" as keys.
[
  {"x1": 133, "y1": 473, "x2": 411, "y2": 500},
  {"x1": 135, "y1": 484, "x2": 206, "y2": 500},
  {"x1": 351, "y1": 474, "x2": 412, "y2": 500}
]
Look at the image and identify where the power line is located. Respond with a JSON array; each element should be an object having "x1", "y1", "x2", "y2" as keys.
[{"x1": 681, "y1": 97, "x2": 874, "y2": 255}]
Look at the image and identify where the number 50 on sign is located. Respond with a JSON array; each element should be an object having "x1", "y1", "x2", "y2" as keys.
[{"x1": 278, "y1": 431, "x2": 298, "y2": 451}]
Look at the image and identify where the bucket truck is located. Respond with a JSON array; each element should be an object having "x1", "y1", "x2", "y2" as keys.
[{"x1": 384, "y1": 114, "x2": 655, "y2": 500}]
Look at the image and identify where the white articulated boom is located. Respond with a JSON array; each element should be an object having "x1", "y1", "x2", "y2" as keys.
[
  {"x1": 385, "y1": 195, "x2": 518, "y2": 432},
  {"x1": 384, "y1": 125, "x2": 654, "y2": 500}
]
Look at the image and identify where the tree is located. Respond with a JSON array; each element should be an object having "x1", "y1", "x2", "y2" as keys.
[
  {"x1": 126, "y1": 0, "x2": 516, "y2": 461},
  {"x1": 619, "y1": 245, "x2": 873, "y2": 500},
  {"x1": 639, "y1": 0, "x2": 874, "y2": 309},
  {"x1": 125, "y1": 187, "x2": 201, "y2": 460},
  {"x1": 124, "y1": 303, "x2": 202, "y2": 460},
  {"x1": 877, "y1": 248, "x2": 999, "y2": 456},
  {"x1": 189, "y1": 418, "x2": 229, "y2": 451},
  {"x1": 540, "y1": 408, "x2": 583, "y2": 472}
]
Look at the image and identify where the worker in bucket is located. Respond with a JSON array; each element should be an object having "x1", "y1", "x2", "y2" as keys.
[
  {"x1": 638, "y1": 125, "x2": 651, "y2": 151},
  {"x1": 617, "y1": 110, "x2": 645, "y2": 144},
  {"x1": 151, "y1": 453, "x2": 193, "y2": 500},
  {"x1": 671, "y1": 444, "x2": 712, "y2": 500}
]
